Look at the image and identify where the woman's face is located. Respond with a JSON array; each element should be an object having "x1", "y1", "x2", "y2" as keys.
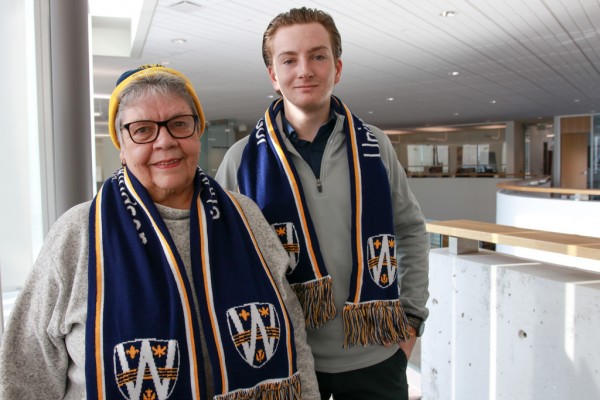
[{"x1": 119, "y1": 93, "x2": 200, "y2": 209}]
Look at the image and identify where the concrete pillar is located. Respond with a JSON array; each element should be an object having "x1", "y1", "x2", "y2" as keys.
[
  {"x1": 49, "y1": 0, "x2": 93, "y2": 220},
  {"x1": 505, "y1": 121, "x2": 526, "y2": 177},
  {"x1": 422, "y1": 249, "x2": 600, "y2": 399}
]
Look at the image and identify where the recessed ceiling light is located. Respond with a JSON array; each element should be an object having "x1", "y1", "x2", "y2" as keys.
[
  {"x1": 266, "y1": 95, "x2": 274, "y2": 99},
  {"x1": 386, "y1": 97, "x2": 394, "y2": 101},
  {"x1": 573, "y1": 99, "x2": 580, "y2": 103},
  {"x1": 490, "y1": 100, "x2": 497, "y2": 104},
  {"x1": 441, "y1": 10, "x2": 457, "y2": 17},
  {"x1": 448, "y1": 71, "x2": 459, "y2": 76},
  {"x1": 171, "y1": 38, "x2": 187, "y2": 44},
  {"x1": 368, "y1": 111, "x2": 374, "y2": 114},
  {"x1": 453, "y1": 113, "x2": 459, "y2": 116}
]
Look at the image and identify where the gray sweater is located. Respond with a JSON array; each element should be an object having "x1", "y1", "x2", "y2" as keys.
[
  {"x1": 0, "y1": 192, "x2": 319, "y2": 399},
  {"x1": 215, "y1": 113, "x2": 430, "y2": 373}
]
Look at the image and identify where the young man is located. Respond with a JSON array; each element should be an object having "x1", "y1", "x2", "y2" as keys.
[{"x1": 216, "y1": 7, "x2": 429, "y2": 400}]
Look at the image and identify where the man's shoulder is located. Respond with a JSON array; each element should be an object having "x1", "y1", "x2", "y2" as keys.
[
  {"x1": 364, "y1": 123, "x2": 386, "y2": 138},
  {"x1": 225, "y1": 134, "x2": 250, "y2": 162},
  {"x1": 214, "y1": 135, "x2": 250, "y2": 189}
]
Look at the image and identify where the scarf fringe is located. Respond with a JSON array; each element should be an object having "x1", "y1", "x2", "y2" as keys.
[
  {"x1": 214, "y1": 372, "x2": 302, "y2": 400},
  {"x1": 342, "y1": 300, "x2": 411, "y2": 348},
  {"x1": 291, "y1": 276, "x2": 336, "y2": 329}
]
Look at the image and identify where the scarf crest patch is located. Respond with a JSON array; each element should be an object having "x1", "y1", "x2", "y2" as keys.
[
  {"x1": 272, "y1": 222, "x2": 300, "y2": 274},
  {"x1": 238, "y1": 96, "x2": 410, "y2": 347},
  {"x1": 86, "y1": 167, "x2": 301, "y2": 399},
  {"x1": 114, "y1": 339, "x2": 179, "y2": 400}
]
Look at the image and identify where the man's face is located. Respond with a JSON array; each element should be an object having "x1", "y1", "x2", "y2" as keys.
[{"x1": 268, "y1": 22, "x2": 342, "y2": 114}]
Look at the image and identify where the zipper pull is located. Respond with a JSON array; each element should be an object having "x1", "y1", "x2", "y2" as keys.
[{"x1": 316, "y1": 178, "x2": 322, "y2": 192}]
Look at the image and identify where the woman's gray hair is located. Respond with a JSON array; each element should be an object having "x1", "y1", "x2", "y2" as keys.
[{"x1": 114, "y1": 72, "x2": 197, "y2": 146}]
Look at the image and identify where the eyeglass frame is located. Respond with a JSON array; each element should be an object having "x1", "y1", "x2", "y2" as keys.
[{"x1": 120, "y1": 114, "x2": 200, "y2": 144}]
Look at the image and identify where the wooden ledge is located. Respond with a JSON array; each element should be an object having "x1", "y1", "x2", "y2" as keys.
[
  {"x1": 497, "y1": 177, "x2": 600, "y2": 196},
  {"x1": 426, "y1": 220, "x2": 600, "y2": 261}
]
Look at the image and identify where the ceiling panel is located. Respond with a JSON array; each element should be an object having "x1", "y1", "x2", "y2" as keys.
[{"x1": 92, "y1": 0, "x2": 600, "y2": 131}]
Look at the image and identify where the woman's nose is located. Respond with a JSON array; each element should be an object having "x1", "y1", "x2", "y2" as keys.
[{"x1": 153, "y1": 125, "x2": 177, "y2": 147}]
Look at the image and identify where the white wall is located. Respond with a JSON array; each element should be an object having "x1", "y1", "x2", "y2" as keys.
[
  {"x1": 408, "y1": 177, "x2": 514, "y2": 223},
  {"x1": 95, "y1": 136, "x2": 121, "y2": 184},
  {"x1": 0, "y1": 0, "x2": 42, "y2": 290},
  {"x1": 496, "y1": 191, "x2": 600, "y2": 273},
  {"x1": 0, "y1": 0, "x2": 93, "y2": 291}
]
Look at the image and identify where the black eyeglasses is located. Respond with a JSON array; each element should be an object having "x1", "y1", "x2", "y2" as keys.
[{"x1": 121, "y1": 114, "x2": 199, "y2": 144}]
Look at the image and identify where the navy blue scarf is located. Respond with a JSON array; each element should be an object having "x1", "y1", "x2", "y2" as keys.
[
  {"x1": 86, "y1": 167, "x2": 300, "y2": 399},
  {"x1": 238, "y1": 96, "x2": 410, "y2": 347}
]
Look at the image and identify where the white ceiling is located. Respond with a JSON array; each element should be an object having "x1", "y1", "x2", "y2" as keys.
[{"x1": 92, "y1": 0, "x2": 600, "y2": 132}]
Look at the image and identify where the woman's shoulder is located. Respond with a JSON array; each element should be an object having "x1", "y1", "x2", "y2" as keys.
[
  {"x1": 61, "y1": 201, "x2": 93, "y2": 221},
  {"x1": 226, "y1": 191, "x2": 266, "y2": 227},
  {"x1": 40, "y1": 201, "x2": 92, "y2": 261},
  {"x1": 48, "y1": 201, "x2": 92, "y2": 236},
  {"x1": 225, "y1": 191, "x2": 287, "y2": 261}
]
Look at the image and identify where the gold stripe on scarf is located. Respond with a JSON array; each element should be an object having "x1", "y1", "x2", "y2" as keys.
[
  {"x1": 265, "y1": 109, "x2": 325, "y2": 281},
  {"x1": 196, "y1": 197, "x2": 229, "y2": 394},
  {"x1": 342, "y1": 102, "x2": 366, "y2": 304},
  {"x1": 226, "y1": 192, "x2": 295, "y2": 377},
  {"x1": 93, "y1": 186, "x2": 105, "y2": 398}
]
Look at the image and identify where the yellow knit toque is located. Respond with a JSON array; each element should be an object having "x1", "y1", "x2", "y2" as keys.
[{"x1": 108, "y1": 64, "x2": 206, "y2": 149}]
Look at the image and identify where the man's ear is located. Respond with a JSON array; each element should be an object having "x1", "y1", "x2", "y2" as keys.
[
  {"x1": 334, "y1": 58, "x2": 343, "y2": 85},
  {"x1": 268, "y1": 66, "x2": 281, "y2": 93}
]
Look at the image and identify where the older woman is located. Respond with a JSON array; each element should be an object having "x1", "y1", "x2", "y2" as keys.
[{"x1": 0, "y1": 65, "x2": 319, "y2": 399}]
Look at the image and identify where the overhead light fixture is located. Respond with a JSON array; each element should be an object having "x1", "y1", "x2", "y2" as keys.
[
  {"x1": 490, "y1": 100, "x2": 497, "y2": 104},
  {"x1": 384, "y1": 129, "x2": 411, "y2": 135},
  {"x1": 386, "y1": 97, "x2": 394, "y2": 101},
  {"x1": 441, "y1": 10, "x2": 457, "y2": 17},
  {"x1": 416, "y1": 126, "x2": 459, "y2": 133},
  {"x1": 169, "y1": 1, "x2": 204, "y2": 13},
  {"x1": 171, "y1": 38, "x2": 187, "y2": 44},
  {"x1": 448, "y1": 71, "x2": 459, "y2": 76}
]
